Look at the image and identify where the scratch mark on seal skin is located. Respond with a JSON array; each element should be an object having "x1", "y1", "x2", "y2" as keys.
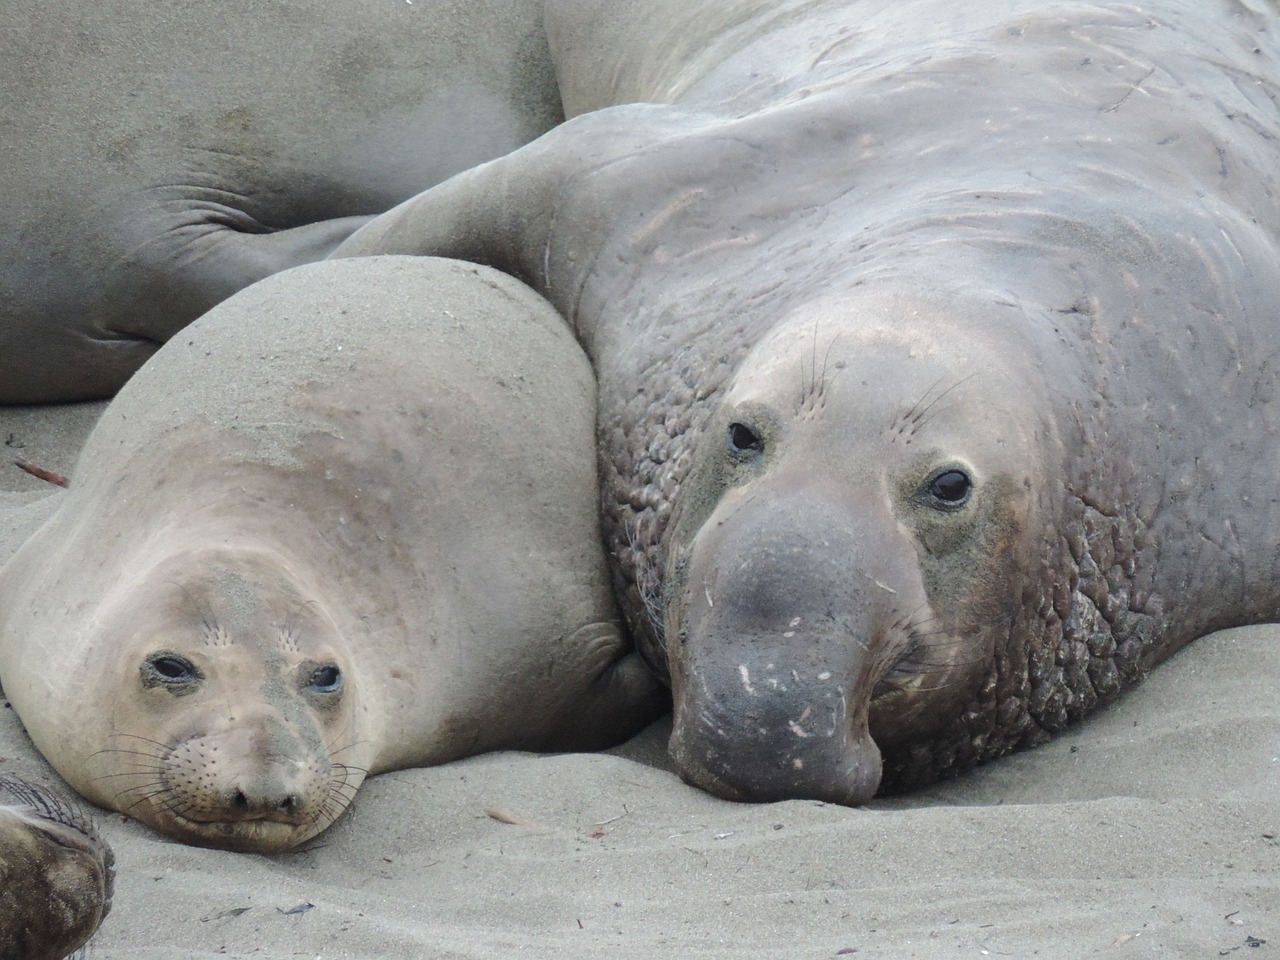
[
  {"x1": 629, "y1": 188, "x2": 708, "y2": 248},
  {"x1": 660, "y1": 232, "x2": 757, "y2": 263},
  {"x1": 704, "y1": 580, "x2": 714, "y2": 608},
  {"x1": 1101, "y1": 66, "x2": 1156, "y2": 113},
  {"x1": 809, "y1": 27, "x2": 859, "y2": 71},
  {"x1": 867, "y1": 574, "x2": 898, "y2": 594},
  {"x1": 739, "y1": 664, "x2": 755, "y2": 694}
]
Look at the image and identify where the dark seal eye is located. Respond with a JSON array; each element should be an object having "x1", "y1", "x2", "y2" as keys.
[
  {"x1": 306, "y1": 664, "x2": 342, "y2": 693},
  {"x1": 727, "y1": 421, "x2": 763, "y2": 455},
  {"x1": 141, "y1": 653, "x2": 202, "y2": 690},
  {"x1": 926, "y1": 469, "x2": 972, "y2": 508}
]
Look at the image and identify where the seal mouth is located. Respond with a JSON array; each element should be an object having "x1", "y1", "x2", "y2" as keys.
[{"x1": 164, "y1": 811, "x2": 322, "y2": 853}]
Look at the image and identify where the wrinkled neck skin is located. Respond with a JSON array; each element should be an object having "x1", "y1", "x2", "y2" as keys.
[
  {"x1": 546, "y1": 4, "x2": 1280, "y2": 796},
  {"x1": 604, "y1": 184, "x2": 1280, "y2": 796}
]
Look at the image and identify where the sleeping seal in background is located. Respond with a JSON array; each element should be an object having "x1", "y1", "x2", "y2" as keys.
[
  {"x1": 0, "y1": 255, "x2": 663, "y2": 851},
  {"x1": 331, "y1": 0, "x2": 1280, "y2": 802},
  {"x1": 0, "y1": 775, "x2": 113, "y2": 960},
  {"x1": 0, "y1": 0, "x2": 561, "y2": 403}
]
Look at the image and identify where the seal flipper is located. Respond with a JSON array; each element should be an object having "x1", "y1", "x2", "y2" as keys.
[
  {"x1": 329, "y1": 104, "x2": 695, "y2": 318},
  {"x1": 110, "y1": 213, "x2": 374, "y2": 345},
  {"x1": 0, "y1": 775, "x2": 114, "y2": 960},
  {"x1": 0, "y1": 212, "x2": 383, "y2": 404},
  {"x1": 536, "y1": 622, "x2": 669, "y2": 750}
]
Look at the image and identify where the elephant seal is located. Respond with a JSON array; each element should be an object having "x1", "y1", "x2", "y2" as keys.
[
  {"x1": 0, "y1": 256, "x2": 663, "y2": 851},
  {"x1": 0, "y1": 0, "x2": 561, "y2": 403},
  {"x1": 332, "y1": 1, "x2": 1280, "y2": 803},
  {"x1": 0, "y1": 775, "x2": 114, "y2": 960}
]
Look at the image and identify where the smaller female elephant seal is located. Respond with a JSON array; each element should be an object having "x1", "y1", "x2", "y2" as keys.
[
  {"x1": 0, "y1": 775, "x2": 114, "y2": 960},
  {"x1": 0, "y1": 256, "x2": 664, "y2": 852}
]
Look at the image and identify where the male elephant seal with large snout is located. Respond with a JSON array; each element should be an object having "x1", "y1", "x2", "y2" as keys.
[
  {"x1": 0, "y1": 0, "x2": 561, "y2": 403},
  {"x1": 333, "y1": 0, "x2": 1280, "y2": 803},
  {"x1": 0, "y1": 256, "x2": 663, "y2": 851}
]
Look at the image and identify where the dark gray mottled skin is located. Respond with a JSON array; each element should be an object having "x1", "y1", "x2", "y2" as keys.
[
  {"x1": 0, "y1": 775, "x2": 113, "y2": 960},
  {"x1": 0, "y1": 0, "x2": 561, "y2": 403},
  {"x1": 334, "y1": 0, "x2": 1280, "y2": 799}
]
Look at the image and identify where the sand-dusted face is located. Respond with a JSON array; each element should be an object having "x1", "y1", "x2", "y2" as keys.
[
  {"x1": 664, "y1": 287, "x2": 1055, "y2": 805},
  {"x1": 76, "y1": 548, "x2": 365, "y2": 853}
]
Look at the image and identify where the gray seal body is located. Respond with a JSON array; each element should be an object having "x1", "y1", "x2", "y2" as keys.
[
  {"x1": 0, "y1": 0, "x2": 561, "y2": 402},
  {"x1": 0, "y1": 256, "x2": 663, "y2": 851},
  {"x1": 333, "y1": 0, "x2": 1280, "y2": 802}
]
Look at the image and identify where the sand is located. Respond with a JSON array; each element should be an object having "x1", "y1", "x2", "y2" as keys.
[{"x1": 0, "y1": 402, "x2": 1276, "y2": 959}]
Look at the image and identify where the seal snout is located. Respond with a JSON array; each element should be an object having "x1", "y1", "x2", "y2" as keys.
[
  {"x1": 667, "y1": 480, "x2": 923, "y2": 806},
  {"x1": 670, "y1": 660, "x2": 885, "y2": 805},
  {"x1": 229, "y1": 781, "x2": 308, "y2": 822},
  {"x1": 145, "y1": 719, "x2": 339, "y2": 851}
]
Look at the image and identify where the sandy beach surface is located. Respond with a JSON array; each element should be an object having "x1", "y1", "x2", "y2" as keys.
[{"x1": 1, "y1": 402, "x2": 1276, "y2": 959}]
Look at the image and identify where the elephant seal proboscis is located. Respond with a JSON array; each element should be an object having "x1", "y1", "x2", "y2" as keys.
[
  {"x1": 0, "y1": 775, "x2": 113, "y2": 960},
  {"x1": 332, "y1": 1, "x2": 1280, "y2": 803},
  {"x1": 0, "y1": 256, "x2": 664, "y2": 851},
  {"x1": 0, "y1": 0, "x2": 562, "y2": 403}
]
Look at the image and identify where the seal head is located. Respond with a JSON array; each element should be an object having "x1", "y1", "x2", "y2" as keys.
[
  {"x1": 663, "y1": 285, "x2": 1067, "y2": 803},
  {"x1": 83, "y1": 547, "x2": 364, "y2": 852}
]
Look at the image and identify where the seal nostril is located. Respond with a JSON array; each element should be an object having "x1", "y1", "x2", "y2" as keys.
[{"x1": 229, "y1": 788, "x2": 303, "y2": 818}]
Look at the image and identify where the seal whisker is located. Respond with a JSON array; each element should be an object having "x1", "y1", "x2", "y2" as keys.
[
  {"x1": 330, "y1": 760, "x2": 366, "y2": 784},
  {"x1": 890, "y1": 373, "x2": 979, "y2": 440},
  {"x1": 112, "y1": 786, "x2": 175, "y2": 818},
  {"x1": 163, "y1": 578, "x2": 223, "y2": 642},
  {"x1": 88, "y1": 747, "x2": 170, "y2": 764},
  {"x1": 797, "y1": 323, "x2": 842, "y2": 414},
  {"x1": 911, "y1": 373, "x2": 979, "y2": 429},
  {"x1": 110, "y1": 787, "x2": 171, "y2": 811},
  {"x1": 279, "y1": 598, "x2": 320, "y2": 653},
  {"x1": 323, "y1": 718, "x2": 369, "y2": 763},
  {"x1": 310, "y1": 763, "x2": 364, "y2": 831},
  {"x1": 101, "y1": 732, "x2": 179, "y2": 750},
  {"x1": 88, "y1": 766, "x2": 169, "y2": 781}
]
